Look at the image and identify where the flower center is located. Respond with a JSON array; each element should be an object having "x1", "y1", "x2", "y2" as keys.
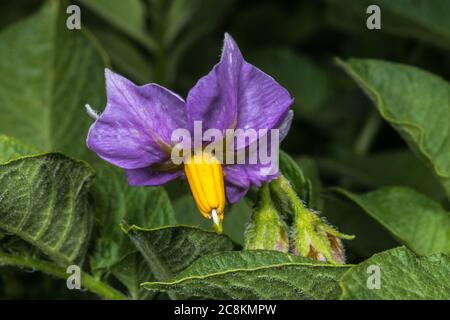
[{"x1": 183, "y1": 151, "x2": 225, "y2": 234}]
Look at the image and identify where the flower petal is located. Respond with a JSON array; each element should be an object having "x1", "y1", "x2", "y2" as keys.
[
  {"x1": 278, "y1": 110, "x2": 294, "y2": 141},
  {"x1": 225, "y1": 181, "x2": 249, "y2": 204},
  {"x1": 224, "y1": 162, "x2": 279, "y2": 194},
  {"x1": 185, "y1": 34, "x2": 240, "y2": 132},
  {"x1": 87, "y1": 69, "x2": 188, "y2": 169},
  {"x1": 222, "y1": 110, "x2": 293, "y2": 203},
  {"x1": 186, "y1": 33, "x2": 293, "y2": 147},
  {"x1": 126, "y1": 167, "x2": 183, "y2": 186}
]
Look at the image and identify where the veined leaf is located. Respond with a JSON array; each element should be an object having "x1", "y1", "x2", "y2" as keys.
[
  {"x1": 90, "y1": 165, "x2": 175, "y2": 299},
  {"x1": 110, "y1": 252, "x2": 155, "y2": 300},
  {"x1": 91, "y1": 28, "x2": 153, "y2": 84},
  {"x1": 340, "y1": 247, "x2": 450, "y2": 299},
  {"x1": 251, "y1": 49, "x2": 331, "y2": 120},
  {"x1": 323, "y1": 193, "x2": 397, "y2": 261},
  {"x1": 337, "y1": 58, "x2": 450, "y2": 198},
  {"x1": 334, "y1": 187, "x2": 450, "y2": 255},
  {"x1": 318, "y1": 149, "x2": 446, "y2": 202},
  {"x1": 326, "y1": 0, "x2": 450, "y2": 50},
  {"x1": 124, "y1": 225, "x2": 235, "y2": 283},
  {"x1": 90, "y1": 165, "x2": 176, "y2": 273},
  {"x1": 0, "y1": 153, "x2": 95, "y2": 265},
  {"x1": 78, "y1": 0, "x2": 154, "y2": 50},
  {"x1": 0, "y1": 135, "x2": 38, "y2": 163},
  {"x1": 0, "y1": 0, "x2": 107, "y2": 160},
  {"x1": 142, "y1": 250, "x2": 349, "y2": 299}
]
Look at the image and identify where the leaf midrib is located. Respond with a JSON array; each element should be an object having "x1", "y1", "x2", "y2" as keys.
[{"x1": 142, "y1": 261, "x2": 351, "y2": 287}]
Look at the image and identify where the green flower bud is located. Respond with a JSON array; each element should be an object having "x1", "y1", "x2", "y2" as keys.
[
  {"x1": 290, "y1": 206, "x2": 352, "y2": 264},
  {"x1": 244, "y1": 184, "x2": 289, "y2": 252},
  {"x1": 270, "y1": 174, "x2": 354, "y2": 264}
]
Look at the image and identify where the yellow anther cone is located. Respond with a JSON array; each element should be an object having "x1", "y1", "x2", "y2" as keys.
[{"x1": 184, "y1": 151, "x2": 225, "y2": 234}]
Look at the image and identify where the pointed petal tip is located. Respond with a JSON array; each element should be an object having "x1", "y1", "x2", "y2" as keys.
[
  {"x1": 221, "y1": 32, "x2": 240, "y2": 58},
  {"x1": 223, "y1": 32, "x2": 236, "y2": 47},
  {"x1": 223, "y1": 32, "x2": 233, "y2": 42},
  {"x1": 104, "y1": 67, "x2": 113, "y2": 77},
  {"x1": 104, "y1": 68, "x2": 127, "y2": 85}
]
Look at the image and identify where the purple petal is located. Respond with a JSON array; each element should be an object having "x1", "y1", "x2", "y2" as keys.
[
  {"x1": 87, "y1": 69, "x2": 188, "y2": 169},
  {"x1": 278, "y1": 110, "x2": 294, "y2": 142},
  {"x1": 236, "y1": 62, "x2": 293, "y2": 133},
  {"x1": 186, "y1": 33, "x2": 293, "y2": 147},
  {"x1": 224, "y1": 161, "x2": 278, "y2": 204},
  {"x1": 223, "y1": 165, "x2": 251, "y2": 189},
  {"x1": 224, "y1": 162, "x2": 279, "y2": 194},
  {"x1": 185, "y1": 34, "x2": 240, "y2": 132},
  {"x1": 225, "y1": 181, "x2": 249, "y2": 204},
  {"x1": 222, "y1": 110, "x2": 292, "y2": 203},
  {"x1": 126, "y1": 167, "x2": 183, "y2": 186}
]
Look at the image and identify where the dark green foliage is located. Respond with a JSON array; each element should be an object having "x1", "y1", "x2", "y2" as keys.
[{"x1": 0, "y1": 0, "x2": 448, "y2": 300}]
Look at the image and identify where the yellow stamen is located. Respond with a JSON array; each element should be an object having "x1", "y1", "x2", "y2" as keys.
[{"x1": 184, "y1": 151, "x2": 225, "y2": 234}]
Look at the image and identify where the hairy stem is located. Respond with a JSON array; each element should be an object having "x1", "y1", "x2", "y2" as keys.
[{"x1": 0, "y1": 253, "x2": 127, "y2": 300}]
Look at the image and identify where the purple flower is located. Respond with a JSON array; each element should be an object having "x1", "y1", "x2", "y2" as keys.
[{"x1": 87, "y1": 33, "x2": 293, "y2": 232}]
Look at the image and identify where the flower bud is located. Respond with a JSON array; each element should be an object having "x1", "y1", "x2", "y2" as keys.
[
  {"x1": 290, "y1": 207, "x2": 352, "y2": 264},
  {"x1": 269, "y1": 174, "x2": 354, "y2": 264},
  {"x1": 244, "y1": 184, "x2": 289, "y2": 252}
]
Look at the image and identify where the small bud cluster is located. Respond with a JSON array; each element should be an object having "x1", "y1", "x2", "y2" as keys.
[{"x1": 244, "y1": 174, "x2": 354, "y2": 264}]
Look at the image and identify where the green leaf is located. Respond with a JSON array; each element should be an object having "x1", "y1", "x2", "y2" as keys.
[
  {"x1": 90, "y1": 28, "x2": 153, "y2": 84},
  {"x1": 337, "y1": 58, "x2": 450, "y2": 198},
  {"x1": 162, "y1": 0, "x2": 235, "y2": 85},
  {"x1": 0, "y1": 1, "x2": 107, "y2": 160},
  {"x1": 0, "y1": 135, "x2": 38, "y2": 163},
  {"x1": 297, "y1": 156, "x2": 323, "y2": 211},
  {"x1": 279, "y1": 151, "x2": 321, "y2": 209},
  {"x1": 143, "y1": 250, "x2": 349, "y2": 299},
  {"x1": 90, "y1": 165, "x2": 176, "y2": 273},
  {"x1": 326, "y1": 0, "x2": 450, "y2": 50},
  {"x1": 334, "y1": 187, "x2": 450, "y2": 255},
  {"x1": 323, "y1": 193, "x2": 398, "y2": 261},
  {"x1": 89, "y1": 166, "x2": 177, "y2": 299},
  {"x1": 251, "y1": 49, "x2": 331, "y2": 120},
  {"x1": 340, "y1": 247, "x2": 450, "y2": 299},
  {"x1": 0, "y1": 153, "x2": 95, "y2": 265},
  {"x1": 124, "y1": 225, "x2": 235, "y2": 282},
  {"x1": 318, "y1": 149, "x2": 447, "y2": 202},
  {"x1": 78, "y1": 0, "x2": 154, "y2": 50},
  {"x1": 110, "y1": 252, "x2": 154, "y2": 300},
  {"x1": 165, "y1": 0, "x2": 234, "y2": 46}
]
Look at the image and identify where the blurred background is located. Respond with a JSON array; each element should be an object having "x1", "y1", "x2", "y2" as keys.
[{"x1": 0, "y1": 0, "x2": 449, "y2": 298}]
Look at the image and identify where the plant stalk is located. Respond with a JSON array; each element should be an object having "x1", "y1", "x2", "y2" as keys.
[{"x1": 0, "y1": 253, "x2": 127, "y2": 300}]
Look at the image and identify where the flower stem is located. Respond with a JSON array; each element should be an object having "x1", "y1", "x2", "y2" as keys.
[
  {"x1": 270, "y1": 174, "x2": 309, "y2": 219},
  {"x1": 354, "y1": 109, "x2": 381, "y2": 157},
  {"x1": 0, "y1": 253, "x2": 127, "y2": 300}
]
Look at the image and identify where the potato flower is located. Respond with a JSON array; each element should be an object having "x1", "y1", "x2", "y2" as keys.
[{"x1": 87, "y1": 34, "x2": 293, "y2": 233}]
